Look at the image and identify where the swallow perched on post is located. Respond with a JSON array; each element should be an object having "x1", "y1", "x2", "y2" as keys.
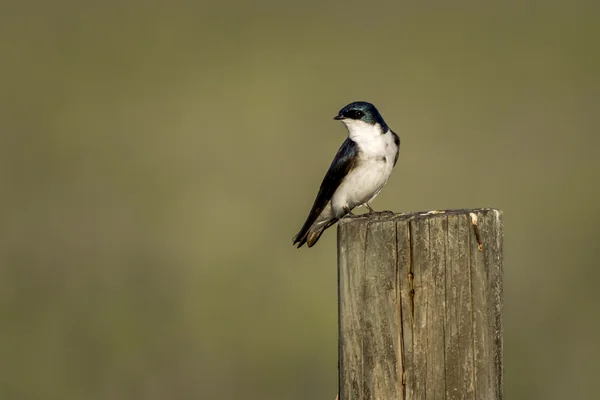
[{"x1": 293, "y1": 101, "x2": 400, "y2": 248}]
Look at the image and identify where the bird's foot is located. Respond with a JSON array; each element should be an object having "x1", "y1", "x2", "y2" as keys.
[
  {"x1": 365, "y1": 208, "x2": 395, "y2": 217},
  {"x1": 377, "y1": 210, "x2": 395, "y2": 215},
  {"x1": 365, "y1": 203, "x2": 375, "y2": 213}
]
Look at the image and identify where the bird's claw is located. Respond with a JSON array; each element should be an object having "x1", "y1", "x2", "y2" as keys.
[{"x1": 368, "y1": 210, "x2": 395, "y2": 216}]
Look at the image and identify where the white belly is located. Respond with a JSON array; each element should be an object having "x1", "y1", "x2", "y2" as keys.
[
  {"x1": 318, "y1": 121, "x2": 399, "y2": 221},
  {"x1": 330, "y1": 157, "x2": 394, "y2": 216}
]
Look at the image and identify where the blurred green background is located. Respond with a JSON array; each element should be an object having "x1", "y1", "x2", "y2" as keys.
[{"x1": 1, "y1": 1, "x2": 599, "y2": 399}]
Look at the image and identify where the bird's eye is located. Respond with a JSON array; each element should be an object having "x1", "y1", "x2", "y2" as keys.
[{"x1": 354, "y1": 110, "x2": 364, "y2": 118}]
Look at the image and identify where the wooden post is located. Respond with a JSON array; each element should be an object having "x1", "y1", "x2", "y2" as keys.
[{"x1": 337, "y1": 208, "x2": 503, "y2": 400}]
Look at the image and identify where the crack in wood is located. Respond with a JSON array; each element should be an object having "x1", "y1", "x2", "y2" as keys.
[
  {"x1": 408, "y1": 221, "x2": 415, "y2": 323},
  {"x1": 396, "y1": 222, "x2": 407, "y2": 400}
]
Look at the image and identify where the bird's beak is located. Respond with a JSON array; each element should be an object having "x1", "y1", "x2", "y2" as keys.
[{"x1": 333, "y1": 115, "x2": 345, "y2": 120}]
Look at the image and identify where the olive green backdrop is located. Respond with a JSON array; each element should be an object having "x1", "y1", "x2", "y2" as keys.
[{"x1": 1, "y1": 1, "x2": 599, "y2": 399}]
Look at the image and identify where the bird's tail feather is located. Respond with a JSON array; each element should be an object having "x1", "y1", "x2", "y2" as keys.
[{"x1": 293, "y1": 218, "x2": 338, "y2": 248}]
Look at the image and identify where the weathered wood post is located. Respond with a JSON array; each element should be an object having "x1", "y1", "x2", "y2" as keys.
[{"x1": 337, "y1": 208, "x2": 503, "y2": 400}]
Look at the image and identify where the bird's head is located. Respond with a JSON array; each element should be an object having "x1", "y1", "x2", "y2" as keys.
[{"x1": 333, "y1": 101, "x2": 388, "y2": 135}]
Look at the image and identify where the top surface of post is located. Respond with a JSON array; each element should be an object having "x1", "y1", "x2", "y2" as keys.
[{"x1": 337, "y1": 208, "x2": 502, "y2": 225}]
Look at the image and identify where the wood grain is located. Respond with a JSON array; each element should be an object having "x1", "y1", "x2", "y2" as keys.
[{"x1": 338, "y1": 209, "x2": 503, "y2": 400}]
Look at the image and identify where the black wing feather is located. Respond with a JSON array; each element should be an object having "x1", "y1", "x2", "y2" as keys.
[
  {"x1": 391, "y1": 129, "x2": 400, "y2": 166},
  {"x1": 293, "y1": 138, "x2": 358, "y2": 246}
]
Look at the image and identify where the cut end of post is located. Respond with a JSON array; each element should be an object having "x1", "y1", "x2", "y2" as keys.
[{"x1": 338, "y1": 207, "x2": 502, "y2": 226}]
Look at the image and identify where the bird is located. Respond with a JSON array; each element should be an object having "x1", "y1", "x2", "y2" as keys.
[{"x1": 293, "y1": 101, "x2": 400, "y2": 248}]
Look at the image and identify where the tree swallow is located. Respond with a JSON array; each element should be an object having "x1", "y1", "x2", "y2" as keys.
[{"x1": 293, "y1": 101, "x2": 400, "y2": 248}]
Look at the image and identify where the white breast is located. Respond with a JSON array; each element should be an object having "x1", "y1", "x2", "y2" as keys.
[{"x1": 330, "y1": 120, "x2": 399, "y2": 216}]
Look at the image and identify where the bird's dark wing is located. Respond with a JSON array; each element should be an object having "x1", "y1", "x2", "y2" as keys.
[
  {"x1": 391, "y1": 130, "x2": 401, "y2": 166},
  {"x1": 293, "y1": 138, "x2": 358, "y2": 247}
]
